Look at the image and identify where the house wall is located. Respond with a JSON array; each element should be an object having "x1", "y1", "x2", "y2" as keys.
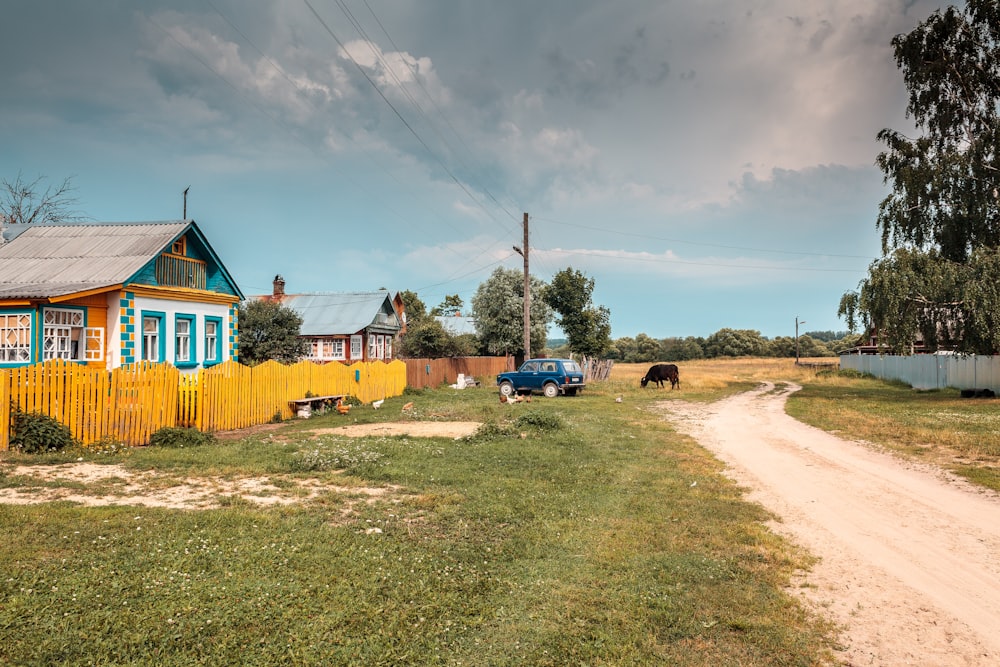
[
  {"x1": 130, "y1": 294, "x2": 235, "y2": 371},
  {"x1": 0, "y1": 295, "x2": 109, "y2": 368}
]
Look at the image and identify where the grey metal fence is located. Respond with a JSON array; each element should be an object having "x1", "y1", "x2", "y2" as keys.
[{"x1": 840, "y1": 353, "x2": 1000, "y2": 391}]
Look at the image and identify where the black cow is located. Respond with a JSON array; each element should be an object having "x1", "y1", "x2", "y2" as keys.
[{"x1": 640, "y1": 363, "x2": 679, "y2": 389}]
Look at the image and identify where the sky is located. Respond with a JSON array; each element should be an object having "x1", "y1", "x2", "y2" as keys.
[{"x1": 0, "y1": 0, "x2": 944, "y2": 340}]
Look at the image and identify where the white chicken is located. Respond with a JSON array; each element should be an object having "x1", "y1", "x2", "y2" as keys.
[{"x1": 372, "y1": 399, "x2": 384, "y2": 410}]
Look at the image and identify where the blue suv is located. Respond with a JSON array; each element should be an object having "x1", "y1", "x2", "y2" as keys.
[{"x1": 496, "y1": 358, "x2": 586, "y2": 398}]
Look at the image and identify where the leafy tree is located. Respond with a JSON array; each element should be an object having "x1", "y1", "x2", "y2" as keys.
[
  {"x1": 238, "y1": 299, "x2": 307, "y2": 365},
  {"x1": 1, "y1": 173, "x2": 85, "y2": 226},
  {"x1": 842, "y1": 1, "x2": 1000, "y2": 353},
  {"x1": 661, "y1": 336, "x2": 706, "y2": 361},
  {"x1": 398, "y1": 289, "x2": 427, "y2": 324},
  {"x1": 471, "y1": 267, "x2": 551, "y2": 356},
  {"x1": 430, "y1": 294, "x2": 464, "y2": 317},
  {"x1": 703, "y1": 329, "x2": 766, "y2": 358},
  {"x1": 545, "y1": 267, "x2": 612, "y2": 358}
]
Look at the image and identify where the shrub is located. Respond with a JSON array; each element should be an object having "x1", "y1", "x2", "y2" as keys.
[
  {"x1": 148, "y1": 427, "x2": 216, "y2": 448},
  {"x1": 514, "y1": 411, "x2": 565, "y2": 431},
  {"x1": 10, "y1": 407, "x2": 76, "y2": 453}
]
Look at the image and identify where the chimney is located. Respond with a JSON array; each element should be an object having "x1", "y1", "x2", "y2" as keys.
[{"x1": 273, "y1": 274, "x2": 285, "y2": 298}]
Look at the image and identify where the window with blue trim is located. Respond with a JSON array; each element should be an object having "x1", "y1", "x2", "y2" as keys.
[
  {"x1": 175, "y1": 314, "x2": 196, "y2": 366},
  {"x1": 204, "y1": 316, "x2": 223, "y2": 365},
  {"x1": 141, "y1": 312, "x2": 165, "y2": 362}
]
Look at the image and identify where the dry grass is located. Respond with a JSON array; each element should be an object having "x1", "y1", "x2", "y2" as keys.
[{"x1": 609, "y1": 358, "x2": 840, "y2": 400}]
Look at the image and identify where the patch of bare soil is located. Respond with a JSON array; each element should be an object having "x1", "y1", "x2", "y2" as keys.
[
  {"x1": 310, "y1": 421, "x2": 481, "y2": 439},
  {"x1": 656, "y1": 382, "x2": 1000, "y2": 666},
  {"x1": 0, "y1": 421, "x2": 476, "y2": 511}
]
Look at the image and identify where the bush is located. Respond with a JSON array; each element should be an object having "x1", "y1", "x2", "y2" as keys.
[
  {"x1": 514, "y1": 411, "x2": 565, "y2": 431},
  {"x1": 10, "y1": 407, "x2": 76, "y2": 453},
  {"x1": 148, "y1": 427, "x2": 216, "y2": 448}
]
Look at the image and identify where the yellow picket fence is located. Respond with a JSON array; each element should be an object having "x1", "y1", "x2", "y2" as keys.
[{"x1": 1, "y1": 358, "x2": 407, "y2": 449}]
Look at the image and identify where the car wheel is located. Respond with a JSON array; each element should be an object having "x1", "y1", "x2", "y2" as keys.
[
  {"x1": 499, "y1": 381, "x2": 515, "y2": 397},
  {"x1": 543, "y1": 383, "x2": 559, "y2": 398}
]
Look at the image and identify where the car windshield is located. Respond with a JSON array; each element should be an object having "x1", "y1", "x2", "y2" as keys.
[{"x1": 562, "y1": 361, "x2": 582, "y2": 373}]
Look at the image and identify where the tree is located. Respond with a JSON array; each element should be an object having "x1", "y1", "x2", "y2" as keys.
[
  {"x1": 238, "y1": 300, "x2": 307, "y2": 365},
  {"x1": 430, "y1": 294, "x2": 463, "y2": 317},
  {"x1": 471, "y1": 267, "x2": 551, "y2": 356},
  {"x1": 703, "y1": 329, "x2": 766, "y2": 358},
  {"x1": 398, "y1": 289, "x2": 427, "y2": 324},
  {"x1": 842, "y1": 1, "x2": 1000, "y2": 353},
  {"x1": 545, "y1": 267, "x2": 612, "y2": 358},
  {"x1": 1, "y1": 173, "x2": 85, "y2": 226}
]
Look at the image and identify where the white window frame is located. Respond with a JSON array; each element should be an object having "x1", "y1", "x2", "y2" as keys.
[
  {"x1": 205, "y1": 319, "x2": 219, "y2": 363},
  {"x1": 307, "y1": 338, "x2": 346, "y2": 361},
  {"x1": 143, "y1": 315, "x2": 161, "y2": 362},
  {"x1": 175, "y1": 316, "x2": 193, "y2": 363},
  {"x1": 42, "y1": 308, "x2": 92, "y2": 362},
  {"x1": 0, "y1": 313, "x2": 32, "y2": 363},
  {"x1": 367, "y1": 334, "x2": 376, "y2": 360},
  {"x1": 385, "y1": 336, "x2": 392, "y2": 359},
  {"x1": 350, "y1": 335, "x2": 362, "y2": 360}
]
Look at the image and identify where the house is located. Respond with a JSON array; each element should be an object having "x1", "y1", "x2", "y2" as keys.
[
  {"x1": 434, "y1": 314, "x2": 477, "y2": 336},
  {"x1": 0, "y1": 220, "x2": 243, "y2": 370},
  {"x1": 257, "y1": 276, "x2": 402, "y2": 363}
]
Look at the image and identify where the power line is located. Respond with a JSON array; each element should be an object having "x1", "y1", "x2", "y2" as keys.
[
  {"x1": 533, "y1": 215, "x2": 877, "y2": 261},
  {"x1": 541, "y1": 247, "x2": 867, "y2": 272},
  {"x1": 303, "y1": 0, "x2": 516, "y2": 236}
]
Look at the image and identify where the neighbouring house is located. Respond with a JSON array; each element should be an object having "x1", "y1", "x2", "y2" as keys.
[
  {"x1": 256, "y1": 276, "x2": 402, "y2": 363},
  {"x1": 434, "y1": 314, "x2": 477, "y2": 336},
  {"x1": 0, "y1": 220, "x2": 243, "y2": 370}
]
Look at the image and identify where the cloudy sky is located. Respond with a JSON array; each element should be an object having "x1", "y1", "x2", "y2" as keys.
[{"x1": 1, "y1": 0, "x2": 942, "y2": 339}]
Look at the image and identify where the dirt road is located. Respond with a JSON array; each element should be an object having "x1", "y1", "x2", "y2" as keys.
[{"x1": 657, "y1": 382, "x2": 1000, "y2": 666}]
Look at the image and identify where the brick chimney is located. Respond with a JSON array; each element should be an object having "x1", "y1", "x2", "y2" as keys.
[{"x1": 273, "y1": 274, "x2": 285, "y2": 298}]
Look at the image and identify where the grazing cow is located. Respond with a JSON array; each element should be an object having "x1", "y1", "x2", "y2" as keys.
[{"x1": 640, "y1": 363, "x2": 680, "y2": 390}]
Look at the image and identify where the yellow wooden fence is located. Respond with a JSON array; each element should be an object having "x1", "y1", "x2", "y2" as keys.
[{"x1": 0, "y1": 358, "x2": 407, "y2": 450}]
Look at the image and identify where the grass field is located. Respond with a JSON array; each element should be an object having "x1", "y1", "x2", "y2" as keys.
[{"x1": 2, "y1": 357, "x2": 995, "y2": 665}]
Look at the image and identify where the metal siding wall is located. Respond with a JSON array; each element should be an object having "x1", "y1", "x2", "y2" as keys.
[{"x1": 840, "y1": 354, "x2": 1000, "y2": 391}]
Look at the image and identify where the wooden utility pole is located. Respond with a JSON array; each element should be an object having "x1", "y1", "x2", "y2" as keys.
[{"x1": 522, "y1": 213, "x2": 530, "y2": 360}]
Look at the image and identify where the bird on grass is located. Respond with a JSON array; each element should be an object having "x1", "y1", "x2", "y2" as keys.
[
  {"x1": 372, "y1": 399, "x2": 384, "y2": 410},
  {"x1": 401, "y1": 401, "x2": 414, "y2": 412},
  {"x1": 335, "y1": 398, "x2": 351, "y2": 415}
]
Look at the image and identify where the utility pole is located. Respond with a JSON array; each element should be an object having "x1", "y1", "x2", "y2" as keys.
[
  {"x1": 183, "y1": 186, "x2": 190, "y2": 219},
  {"x1": 513, "y1": 213, "x2": 531, "y2": 360},
  {"x1": 795, "y1": 316, "x2": 806, "y2": 364}
]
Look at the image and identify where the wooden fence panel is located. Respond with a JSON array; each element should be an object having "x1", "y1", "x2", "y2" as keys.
[
  {"x1": 0, "y1": 370, "x2": 8, "y2": 451},
  {"x1": 404, "y1": 357, "x2": 510, "y2": 389},
  {"x1": 3, "y1": 359, "x2": 408, "y2": 447}
]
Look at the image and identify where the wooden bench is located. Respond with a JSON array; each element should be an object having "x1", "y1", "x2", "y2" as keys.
[{"x1": 289, "y1": 394, "x2": 344, "y2": 418}]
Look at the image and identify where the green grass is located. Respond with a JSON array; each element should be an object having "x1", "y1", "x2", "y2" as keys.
[
  {"x1": 787, "y1": 371, "x2": 1000, "y2": 491},
  {"x1": 0, "y1": 385, "x2": 835, "y2": 666}
]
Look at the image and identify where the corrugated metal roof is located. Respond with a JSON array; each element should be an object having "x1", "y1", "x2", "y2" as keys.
[
  {"x1": 0, "y1": 221, "x2": 189, "y2": 299},
  {"x1": 435, "y1": 316, "x2": 477, "y2": 336},
  {"x1": 264, "y1": 292, "x2": 401, "y2": 336}
]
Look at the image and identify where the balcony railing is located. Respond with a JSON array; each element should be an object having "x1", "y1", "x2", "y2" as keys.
[{"x1": 156, "y1": 254, "x2": 207, "y2": 290}]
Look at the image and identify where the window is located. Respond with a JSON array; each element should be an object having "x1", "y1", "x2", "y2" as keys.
[
  {"x1": 205, "y1": 317, "x2": 222, "y2": 365},
  {"x1": 42, "y1": 308, "x2": 88, "y2": 361},
  {"x1": 377, "y1": 335, "x2": 385, "y2": 359},
  {"x1": 175, "y1": 315, "x2": 195, "y2": 365},
  {"x1": 171, "y1": 237, "x2": 186, "y2": 255},
  {"x1": 368, "y1": 335, "x2": 376, "y2": 360},
  {"x1": 350, "y1": 335, "x2": 362, "y2": 360},
  {"x1": 142, "y1": 312, "x2": 165, "y2": 362},
  {"x1": 385, "y1": 336, "x2": 392, "y2": 359},
  {"x1": 0, "y1": 313, "x2": 32, "y2": 362},
  {"x1": 307, "y1": 338, "x2": 345, "y2": 361}
]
